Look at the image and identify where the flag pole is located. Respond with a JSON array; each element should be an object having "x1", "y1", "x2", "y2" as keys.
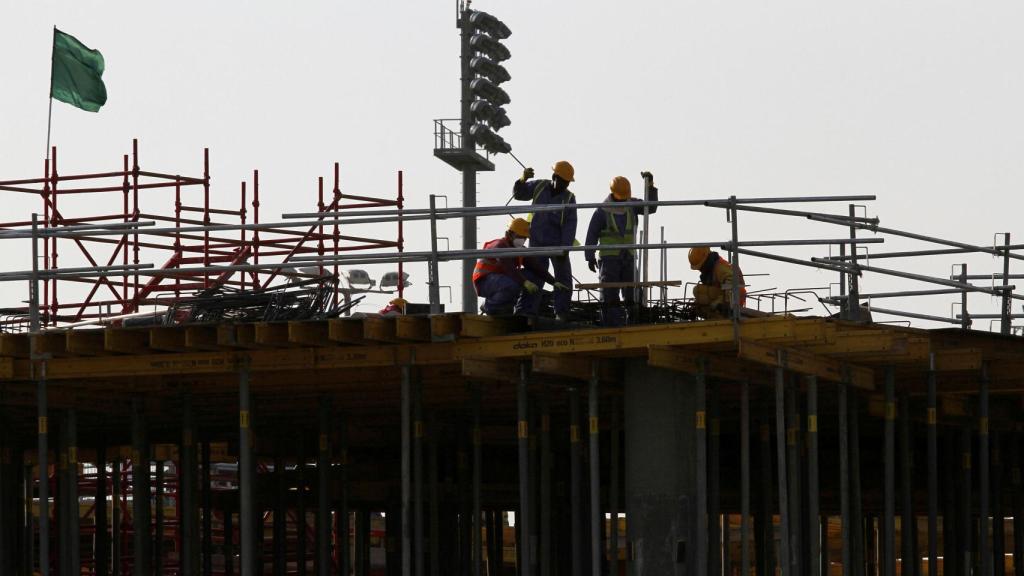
[{"x1": 46, "y1": 26, "x2": 55, "y2": 160}]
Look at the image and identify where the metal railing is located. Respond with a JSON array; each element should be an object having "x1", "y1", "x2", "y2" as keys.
[{"x1": 1, "y1": 190, "x2": 1021, "y2": 334}]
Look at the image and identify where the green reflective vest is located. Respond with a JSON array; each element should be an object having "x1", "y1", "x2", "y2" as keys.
[{"x1": 598, "y1": 205, "x2": 635, "y2": 257}]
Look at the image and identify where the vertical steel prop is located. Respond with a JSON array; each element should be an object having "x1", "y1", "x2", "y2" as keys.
[
  {"x1": 570, "y1": 387, "x2": 582, "y2": 576},
  {"x1": 775, "y1": 355, "x2": 792, "y2": 576},
  {"x1": 927, "y1": 354, "x2": 939, "y2": 576},
  {"x1": 402, "y1": 366, "x2": 412, "y2": 576},
  {"x1": 414, "y1": 381, "x2": 425, "y2": 576},
  {"x1": 473, "y1": 386, "x2": 483, "y2": 576},
  {"x1": 883, "y1": 368, "x2": 896, "y2": 576},
  {"x1": 588, "y1": 365, "x2": 601, "y2": 576},
  {"x1": 899, "y1": 390, "x2": 915, "y2": 576},
  {"x1": 518, "y1": 363, "x2": 532, "y2": 576},
  {"x1": 807, "y1": 376, "x2": 821, "y2": 576},
  {"x1": 239, "y1": 364, "x2": 254, "y2": 576},
  {"x1": 696, "y1": 357, "x2": 709, "y2": 576},
  {"x1": 317, "y1": 399, "x2": 330, "y2": 576},
  {"x1": 741, "y1": 379, "x2": 752, "y2": 576},
  {"x1": 980, "y1": 364, "x2": 992, "y2": 576},
  {"x1": 839, "y1": 373, "x2": 851, "y2": 576}
]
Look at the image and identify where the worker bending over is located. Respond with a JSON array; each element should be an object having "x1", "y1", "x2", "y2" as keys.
[
  {"x1": 473, "y1": 218, "x2": 568, "y2": 316},
  {"x1": 688, "y1": 246, "x2": 747, "y2": 319},
  {"x1": 512, "y1": 161, "x2": 577, "y2": 320},
  {"x1": 584, "y1": 172, "x2": 658, "y2": 326}
]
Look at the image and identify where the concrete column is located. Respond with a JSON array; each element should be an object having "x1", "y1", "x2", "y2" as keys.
[{"x1": 624, "y1": 360, "x2": 695, "y2": 576}]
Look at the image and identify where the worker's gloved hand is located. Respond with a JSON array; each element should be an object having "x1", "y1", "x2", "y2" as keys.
[
  {"x1": 522, "y1": 167, "x2": 535, "y2": 180},
  {"x1": 553, "y1": 282, "x2": 571, "y2": 291},
  {"x1": 522, "y1": 280, "x2": 539, "y2": 294},
  {"x1": 587, "y1": 260, "x2": 597, "y2": 273}
]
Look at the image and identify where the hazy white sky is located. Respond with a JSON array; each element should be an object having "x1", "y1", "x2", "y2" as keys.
[{"x1": 2, "y1": 1, "x2": 1022, "y2": 326}]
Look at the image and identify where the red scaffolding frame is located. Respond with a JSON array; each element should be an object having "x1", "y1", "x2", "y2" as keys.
[{"x1": 0, "y1": 140, "x2": 405, "y2": 328}]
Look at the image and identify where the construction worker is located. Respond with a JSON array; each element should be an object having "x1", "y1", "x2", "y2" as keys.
[
  {"x1": 379, "y1": 297, "x2": 406, "y2": 316},
  {"x1": 473, "y1": 218, "x2": 570, "y2": 315},
  {"x1": 688, "y1": 246, "x2": 747, "y2": 319},
  {"x1": 584, "y1": 172, "x2": 658, "y2": 325},
  {"x1": 513, "y1": 161, "x2": 577, "y2": 320}
]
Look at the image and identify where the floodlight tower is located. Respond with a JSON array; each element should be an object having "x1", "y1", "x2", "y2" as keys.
[{"x1": 434, "y1": 2, "x2": 513, "y2": 313}]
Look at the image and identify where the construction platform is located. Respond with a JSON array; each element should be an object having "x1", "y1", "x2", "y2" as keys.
[{"x1": 0, "y1": 313, "x2": 1021, "y2": 576}]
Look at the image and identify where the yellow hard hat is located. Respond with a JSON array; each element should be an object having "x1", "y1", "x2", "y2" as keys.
[
  {"x1": 551, "y1": 160, "x2": 575, "y2": 182},
  {"x1": 508, "y1": 218, "x2": 530, "y2": 238},
  {"x1": 610, "y1": 176, "x2": 631, "y2": 200},
  {"x1": 689, "y1": 246, "x2": 711, "y2": 270},
  {"x1": 389, "y1": 297, "x2": 408, "y2": 308}
]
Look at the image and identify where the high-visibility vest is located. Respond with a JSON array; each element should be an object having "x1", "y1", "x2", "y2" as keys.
[
  {"x1": 526, "y1": 180, "x2": 575, "y2": 225},
  {"x1": 598, "y1": 205, "x2": 635, "y2": 258},
  {"x1": 714, "y1": 259, "x2": 747, "y2": 306},
  {"x1": 472, "y1": 238, "x2": 520, "y2": 286}
]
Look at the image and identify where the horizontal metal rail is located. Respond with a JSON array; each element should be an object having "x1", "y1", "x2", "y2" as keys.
[
  {"x1": 822, "y1": 288, "x2": 964, "y2": 301},
  {"x1": 811, "y1": 257, "x2": 1022, "y2": 300},
  {"x1": 828, "y1": 245, "x2": 1024, "y2": 261},
  {"x1": 867, "y1": 306, "x2": 963, "y2": 325},
  {"x1": 281, "y1": 195, "x2": 878, "y2": 220},
  {"x1": 0, "y1": 238, "x2": 885, "y2": 282}
]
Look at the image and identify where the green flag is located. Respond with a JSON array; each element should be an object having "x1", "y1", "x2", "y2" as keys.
[{"x1": 50, "y1": 29, "x2": 107, "y2": 112}]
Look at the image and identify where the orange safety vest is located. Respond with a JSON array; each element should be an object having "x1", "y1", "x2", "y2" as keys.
[{"x1": 472, "y1": 237, "x2": 523, "y2": 288}]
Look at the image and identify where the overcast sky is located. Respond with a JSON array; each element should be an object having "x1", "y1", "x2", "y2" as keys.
[{"x1": 2, "y1": 1, "x2": 1022, "y2": 327}]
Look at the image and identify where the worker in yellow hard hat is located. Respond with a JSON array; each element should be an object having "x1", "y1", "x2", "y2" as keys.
[
  {"x1": 473, "y1": 218, "x2": 569, "y2": 315},
  {"x1": 688, "y1": 246, "x2": 747, "y2": 319},
  {"x1": 584, "y1": 172, "x2": 658, "y2": 325},
  {"x1": 512, "y1": 161, "x2": 577, "y2": 320}
]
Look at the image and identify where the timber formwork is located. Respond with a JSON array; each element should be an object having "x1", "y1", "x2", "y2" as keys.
[{"x1": 0, "y1": 314, "x2": 1022, "y2": 576}]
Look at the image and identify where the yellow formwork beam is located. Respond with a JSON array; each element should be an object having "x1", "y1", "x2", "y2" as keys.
[
  {"x1": 462, "y1": 357, "x2": 521, "y2": 382},
  {"x1": 647, "y1": 345, "x2": 751, "y2": 382},
  {"x1": 149, "y1": 327, "x2": 187, "y2": 352},
  {"x1": 104, "y1": 328, "x2": 149, "y2": 354},
  {"x1": 395, "y1": 316, "x2": 432, "y2": 342},
  {"x1": 531, "y1": 353, "x2": 614, "y2": 382},
  {"x1": 0, "y1": 334, "x2": 28, "y2": 358},
  {"x1": 738, "y1": 339, "x2": 875, "y2": 390},
  {"x1": 66, "y1": 330, "x2": 106, "y2": 356},
  {"x1": 288, "y1": 320, "x2": 330, "y2": 347}
]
